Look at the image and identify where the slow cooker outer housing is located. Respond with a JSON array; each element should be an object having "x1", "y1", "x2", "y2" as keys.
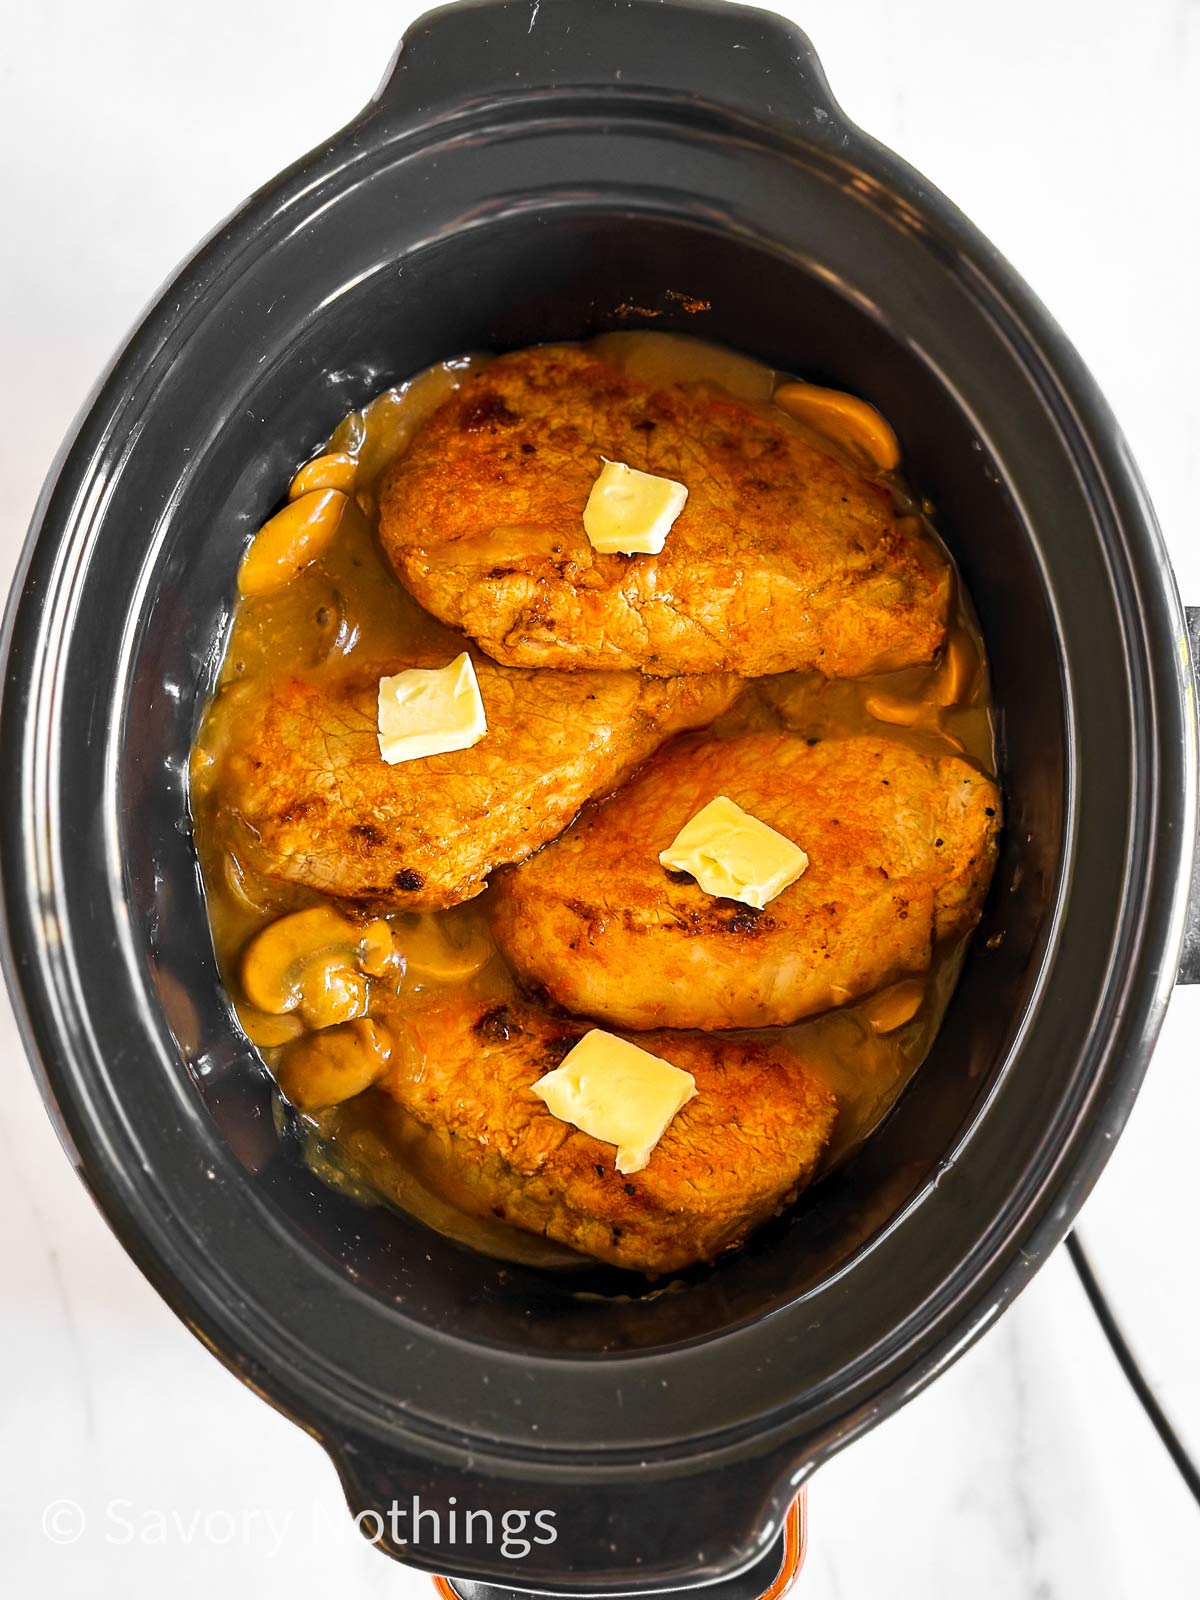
[{"x1": 2, "y1": 0, "x2": 1198, "y2": 1590}]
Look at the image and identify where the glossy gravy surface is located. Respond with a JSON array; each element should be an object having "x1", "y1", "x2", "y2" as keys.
[{"x1": 190, "y1": 332, "x2": 996, "y2": 1273}]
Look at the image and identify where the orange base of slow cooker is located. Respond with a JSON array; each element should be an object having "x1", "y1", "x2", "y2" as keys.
[{"x1": 433, "y1": 1488, "x2": 808, "y2": 1600}]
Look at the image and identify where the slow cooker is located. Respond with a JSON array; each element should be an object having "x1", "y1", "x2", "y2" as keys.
[{"x1": 3, "y1": 0, "x2": 1198, "y2": 1592}]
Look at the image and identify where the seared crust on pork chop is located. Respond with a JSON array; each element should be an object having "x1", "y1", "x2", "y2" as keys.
[
  {"x1": 211, "y1": 656, "x2": 739, "y2": 910},
  {"x1": 490, "y1": 732, "x2": 1001, "y2": 1030},
  {"x1": 375, "y1": 992, "x2": 837, "y2": 1275},
  {"x1": 378, "y1": 346, "x2": 951, "y2": 678}
]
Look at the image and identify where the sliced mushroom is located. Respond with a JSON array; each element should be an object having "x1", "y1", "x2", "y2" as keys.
[
  {"x1": 237, "y1": 489, "x2": 349, "y2": 597},
  {"x1": 861, "y1": 980, "x2": 925, "y2": 1035},
  {"x1": 863, "y1": 690, "x2": 924, "y2": 728},
  {"x1": 398, "y1": 910, "x2": 496, "y2": 988},
  {"x1": 288, "y1": 451, "x2": 357, "y2": 500},
  {"x1": 773, "y1": 381, "x2": 901, "y2": 474},
  {"x1": 931, "y1": 632, "x2": 977, "y2": 708},
  {"x1": 235, "y1": 1001, "x2": 305, "y2": 1049},
  {"x1": 222, "y1": 849, "x2": 290, "y2": 918},
  {"x1": 327, "y1": 408, "x2": 366, "y2": 457},
  {"x1": 297, "y1": 951, "x2": 376, "y2": 1030},
  {"x1": 277, "y1": 1017, "x2": 393, "y2": 1110},
  {"x1": 240, "y1": 906, "x2": 396, "y2": 1029}
]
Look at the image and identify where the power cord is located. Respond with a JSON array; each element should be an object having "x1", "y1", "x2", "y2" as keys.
[{"x1": 1066, "y1": 1230, "x2": 1200, "y2": 1509}]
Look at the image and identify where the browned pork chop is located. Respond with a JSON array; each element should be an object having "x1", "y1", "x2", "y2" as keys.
[
  {"x1": 210, "y1": 656, "x2": 738, "y2": 910},
  {"x1": 378, "y1": 346, "x2": 951, "y2": 678},
  {"x1": 375, "y1": 992, "x2": 837, "y2": 1275},
  {"x1": 490, "y1": 732, "x2": 1001, "y2": 1031}
]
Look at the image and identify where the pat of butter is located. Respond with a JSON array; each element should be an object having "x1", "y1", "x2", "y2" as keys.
[
  {"x1": 377, "y1": 652, "x2": 487, "y2": 765},
  {"x1": 582, "y1": 458, "x2": 688, "y2": 555},
  {"x1": 659, "y1": 795, "x2": 808, "y2": 910},
  {"x1": 532, "y1": 1030, "x2": 697, "y2": 1175}
]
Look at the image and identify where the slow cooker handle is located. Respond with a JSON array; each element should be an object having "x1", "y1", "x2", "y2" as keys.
[
  {"x1": 1180, "y1": 607, "x2": 1200, "y2": 984},
  {"x1": 327, "y1": 1428, "x2": 801, "y2": 1592},
  {"x1": 370, "y1": 0, "x2": 849, "y2": 139},
  {"x1": 433, "y1": 1494, "x2": 806, "y2": 1600}
]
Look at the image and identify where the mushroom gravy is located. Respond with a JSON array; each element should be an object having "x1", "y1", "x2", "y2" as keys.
[{"x1": 189, "y1": 332, "x2": 997, "y2": 1273}]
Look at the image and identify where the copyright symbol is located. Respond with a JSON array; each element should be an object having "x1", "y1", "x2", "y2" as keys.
[{"x1": 42, "y1": 1499, "x2": 85, "y2": 1544}]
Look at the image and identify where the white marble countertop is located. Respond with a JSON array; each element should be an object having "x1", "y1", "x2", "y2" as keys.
[{"x1": 2, "y1": 1, "x2": 1198, "y2": 1594}]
